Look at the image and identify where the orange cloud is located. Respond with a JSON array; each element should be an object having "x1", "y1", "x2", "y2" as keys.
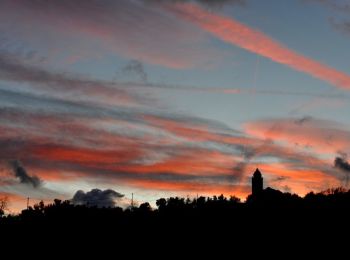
[
  {"x1": 172, "y1": 3, "x2": 350, "y2": 89},
  {"x1": 31, "y1": 145, "x2": 143, "y2": 167},
  {"x1": 144, "y1": 115, "x2": 256, "y2": 147},
  {"x1": 144, "y1": 115, "x2": 223, "y2": 142},
  {"x1": 0, "y1": 192, "x2": 23, "y2": 201},
  {"x1": 0, "y1": 109, "x2": 344, "y2": 208},
  {"x1": 143, "y1": 115, "x2": 341, "y2": 180},
  {"x1": 253, "y1": 162, "x2": 340, "y2": 195},
  {"x1": 116, "y1": 149, "x2": 236, "y2": 175}
]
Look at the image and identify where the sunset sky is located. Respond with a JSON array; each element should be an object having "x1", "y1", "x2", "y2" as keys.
[{"x1": 1, "y1": 0, "x2": 350, "y2": 212}]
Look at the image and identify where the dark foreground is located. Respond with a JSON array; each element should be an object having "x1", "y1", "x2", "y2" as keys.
[{"x1": 2, "y1": 187, "x2": 350, "y2": 236}]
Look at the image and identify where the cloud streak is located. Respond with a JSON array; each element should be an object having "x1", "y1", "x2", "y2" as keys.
[
  {"x1": 245, "y1": 117, "x2": 350, "y2": 155},
  {"x1": 170, "y1": 3, "x2": 350, "y2": 89},
  {"x1": 146, "y1": 0, "x2": 246, "y2": 9},
  {"x1": 122, "y1": 81, "x2": 350, "y2": 101},
  {"x1": 0, "y1": 49, "x2": 139, "y2": 106}
]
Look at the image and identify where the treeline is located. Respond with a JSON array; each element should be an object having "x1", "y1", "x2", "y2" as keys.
[{"x1": 2, "y1": 187, "x2": 350, "y2": 230}]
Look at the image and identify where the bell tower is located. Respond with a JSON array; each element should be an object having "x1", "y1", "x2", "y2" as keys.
[{"x1": 252, "y1": 168, "x2": 263, "y2": 195}]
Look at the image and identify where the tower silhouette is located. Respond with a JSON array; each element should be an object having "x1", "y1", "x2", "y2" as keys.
[{"x1": 252, "y1": 168, "x2": 263, "y2": 195}]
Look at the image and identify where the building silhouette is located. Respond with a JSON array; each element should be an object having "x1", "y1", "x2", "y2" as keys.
[{"x1": 252, "y1": 168, "x2": 263, "y2": 195}]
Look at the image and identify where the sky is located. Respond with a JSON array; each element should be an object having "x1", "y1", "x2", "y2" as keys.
[{"x1": 1, "y1": 0, "x2": 350, "y2": 212}]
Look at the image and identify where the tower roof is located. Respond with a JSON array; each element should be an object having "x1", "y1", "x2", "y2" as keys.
[{"x1": 253, "y1": 168, "x2": 262, "y2": 178}]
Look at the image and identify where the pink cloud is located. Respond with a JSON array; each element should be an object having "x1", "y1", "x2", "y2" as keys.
[
  {"x1": 245, "y1": 117, "x2": 350, "y2": 155},
  {"x1": 171, "y1": 3, "x2": 350, "y2": 89}
]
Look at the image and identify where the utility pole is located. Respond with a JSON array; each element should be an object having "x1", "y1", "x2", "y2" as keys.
[{"x1": 27, "y1": 197, "x2": 29, "y2": 210}]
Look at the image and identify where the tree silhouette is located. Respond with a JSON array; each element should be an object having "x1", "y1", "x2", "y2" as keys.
[
  {"x1": 2, "y1": 186, "x2": 350, "y2": 231},
  {"x1": 0, "y1": 196, "x2": 9, "y2": 217}
]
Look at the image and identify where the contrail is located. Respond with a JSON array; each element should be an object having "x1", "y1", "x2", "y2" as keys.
[
  {"x1": 121, "y1": 81, "x2": 350, "y2": 100},
  {"x1": 169, "y1": 3, "x2": 350, "y2": 90}
]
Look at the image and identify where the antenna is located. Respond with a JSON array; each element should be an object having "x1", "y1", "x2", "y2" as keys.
[{"x1": 27, "y1": 197, "x2": 29, "y2": 210}]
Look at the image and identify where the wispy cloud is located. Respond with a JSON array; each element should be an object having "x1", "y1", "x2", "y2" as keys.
[
  {"x1": 123, "y1": 81, "x2": 350, "y2": 100},
  {"x1": 330, "y1": 20, "x2": 350, "y2": 36},
  {"x1": 121, "y1": 60, "x2": 148, "y2": 82},
  {"x1": 245, "y1": 117, "x2": 350, "y2": 155},
  {"x1": 0, "y1": 0, "x2": 223, "y2": 69},
  {"x1": 304, "y1": 0, "x2": 350, "y2": 13},
  {"x1": 0, "y1": 49, "x2": 139, "y2": 106},
  {"x1": 303, "y1": 0, "x2": 350, "y2": 36}
]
